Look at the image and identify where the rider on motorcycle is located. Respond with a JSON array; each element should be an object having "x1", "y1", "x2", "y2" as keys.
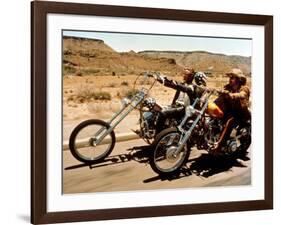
[
  {"x1": 158, "y1": 67, "x2": 207, "y2": 106},
  {"x1": 155, "y1": 68, "x2": 207, "y2": 132},
  {"x1": 212, "y1": 68, "x2": 251, "y2": 153}
]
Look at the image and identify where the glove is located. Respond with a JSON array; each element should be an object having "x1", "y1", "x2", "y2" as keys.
[
  {"x1": 221, "y1": 90, "x2": 231, "y2": 99},
  {"x1": 157, "y1": 75, "x2": 166, "y2": 84},
  {"x1": 205, "y1": 87, "x2": 215, "y2": 92},
  {"x1": 222, "y1": 90, "x2": 230, "y2": 95}
]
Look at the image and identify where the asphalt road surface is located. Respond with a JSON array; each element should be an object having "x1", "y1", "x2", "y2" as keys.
[{"x1": 63, "y1": 138, "x2": 251, "y2": 194}]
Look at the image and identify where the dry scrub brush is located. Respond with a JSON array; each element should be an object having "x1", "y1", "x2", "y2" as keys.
[{"x1": 67, "y1": 84, "x2": 111, "y2": 103}]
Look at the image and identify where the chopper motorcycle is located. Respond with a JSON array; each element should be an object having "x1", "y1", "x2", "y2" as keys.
[
  {"x1": 149, "y1": 89, "x2": 251, "y2": 176},
  {"x1": 69, "y1": 72, "x2": 186, "y2": 164}
]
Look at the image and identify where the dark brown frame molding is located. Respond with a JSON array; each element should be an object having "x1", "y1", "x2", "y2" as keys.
[{"x1": 31, "y1": 1, "x2": 273, "y2": 224}]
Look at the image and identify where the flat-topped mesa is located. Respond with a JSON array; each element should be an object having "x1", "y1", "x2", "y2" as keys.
[
  {"x1": 63, "y1": 36, "x2": 116, "y2": 53},
  {"x1": 63, "y1": 36, "x2": 104, "y2": 43}
]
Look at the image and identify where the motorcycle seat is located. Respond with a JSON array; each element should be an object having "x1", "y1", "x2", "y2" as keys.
[{"x1": 161, "y1": 106, "x2": 185, "y2": 117}]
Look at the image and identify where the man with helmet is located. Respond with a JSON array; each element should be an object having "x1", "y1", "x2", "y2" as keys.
[
  {"x1": 212, "y1": 68, "x2": 251, "y2": 153},
  {"x1": 154, "y1": 67, "x2": 207, "y2": 133},
  {"x1": 158, "y1": 67, "x2": 207, "y2": 106}
]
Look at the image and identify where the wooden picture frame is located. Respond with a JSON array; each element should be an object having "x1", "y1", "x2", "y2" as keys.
[{"x1": 31, "y1": 1, "x2": 273, "y2": 224}]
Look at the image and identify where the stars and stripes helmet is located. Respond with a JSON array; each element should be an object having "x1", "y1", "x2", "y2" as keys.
[{"x1": 194, "y1": 72, "x2": 207, "y2": 86}]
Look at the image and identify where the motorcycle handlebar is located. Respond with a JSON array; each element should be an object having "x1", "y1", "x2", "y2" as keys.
[
  {"x1": 143, "y1": 71, "x2": 166, "y2": 84},
  {"x1": 204, "y1": 88, "x2": 224, "y2": 95},
  {"x1": 144, "y1": 71, "x2": 164, "y2": 78},
  {"x1": 143, "y1": 72, "x2": 226, "y2": 93}
]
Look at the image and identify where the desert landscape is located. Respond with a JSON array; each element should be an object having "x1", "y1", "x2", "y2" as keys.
[
  {"x1": 62, "y1": 34, "x2": 252, "y2": 194},
  {"x1": 63, "y1": 36, "x2": 251, "y2": 130}
]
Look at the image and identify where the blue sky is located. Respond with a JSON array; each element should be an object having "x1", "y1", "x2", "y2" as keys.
[{"x1": 63, "y1": 30, "x2": 252, "y2": 57}]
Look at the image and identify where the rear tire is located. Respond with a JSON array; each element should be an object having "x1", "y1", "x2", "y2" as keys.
[{"x1": 237, "y1": 124, "x2": 251, "y2": 154}]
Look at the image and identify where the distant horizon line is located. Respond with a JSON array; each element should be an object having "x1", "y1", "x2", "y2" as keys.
[{"x1": 63, "y1": 35, "x2": 251, "y2": 58}]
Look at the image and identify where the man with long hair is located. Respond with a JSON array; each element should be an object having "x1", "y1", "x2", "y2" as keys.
[{"x1": 212, "y1": 68, "x2": 251, "y2": 153}]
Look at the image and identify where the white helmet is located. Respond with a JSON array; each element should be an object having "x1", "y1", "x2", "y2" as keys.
[{"x1": 194, "y1": 72, "x2": 207, "y2": 86}]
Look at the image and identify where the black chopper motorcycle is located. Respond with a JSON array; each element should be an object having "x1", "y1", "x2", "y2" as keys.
[
  {"x1": 68, "y1": 72, "x2": 187, "y2": 164},
  {"x1": 149, "y1": 89, "x2": 251, "y2": 176}
]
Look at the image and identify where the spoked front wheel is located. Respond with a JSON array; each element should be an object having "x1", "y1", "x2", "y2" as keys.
[
  {"x1": 69, "y1": 119, "x2": 116, "y2": 164},
  {"x1": 150, "y1": 128, "x2": 191, "y2": 176}
]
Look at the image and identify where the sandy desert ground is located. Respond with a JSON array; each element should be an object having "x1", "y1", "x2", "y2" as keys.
[{"x1": 63, "y1": 74, "x2": 242, "y2": 122}]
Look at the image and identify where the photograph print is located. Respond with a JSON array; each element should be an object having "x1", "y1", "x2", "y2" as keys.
[{"x1": 63, "y1": 30, "x2": 252, "y2": 194}]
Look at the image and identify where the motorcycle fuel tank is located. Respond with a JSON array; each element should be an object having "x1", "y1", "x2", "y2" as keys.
[{"x1": 207, "y1": 102, "x2": 224, "y2": 118}]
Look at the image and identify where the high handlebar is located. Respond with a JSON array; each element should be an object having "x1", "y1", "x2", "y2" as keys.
[
  {"x1": 143, "y1": 71, "x2": 227, "y2": 95},
  {"x1": 143, "y1": 71, "x2": 166, "y2": 84},
  {"x1": 143, "y1": 71, "x2": 163, "y2": 78},
  {"x1": 206, "y1": 88, "x2": 229, "y2": 95}
]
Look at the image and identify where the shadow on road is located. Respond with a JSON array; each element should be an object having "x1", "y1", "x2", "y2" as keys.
[
  {"x1": 143, "y1": 150, "x2": 250, "y2": 183},
  {"x1": 188, "y1": 151, "x2": 250, "y2": 178},
  {"x1": 64, "y1": 145, "x2": 152, "y2": 171},
  {"x1": 65, "y1": 145, "x2": 250, "y2": 183}
]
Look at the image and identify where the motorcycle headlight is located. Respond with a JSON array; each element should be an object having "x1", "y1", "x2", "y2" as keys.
[{"x1": 144, "y1": 97, "x2": 156, "y2": 108}]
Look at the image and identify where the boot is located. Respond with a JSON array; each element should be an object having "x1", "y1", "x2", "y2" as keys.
[{"x1": 211, "y1": 117, "x2": 235, "y2": 155}]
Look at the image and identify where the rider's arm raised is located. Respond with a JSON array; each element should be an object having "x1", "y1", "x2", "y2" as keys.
[{"x1": 162, "y1": 79, "x2": 194, "y2": 95}]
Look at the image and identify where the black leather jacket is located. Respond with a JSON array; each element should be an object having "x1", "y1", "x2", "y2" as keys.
[{"x1": 162, "y1": 78, "x2": 205, "y2": 105}]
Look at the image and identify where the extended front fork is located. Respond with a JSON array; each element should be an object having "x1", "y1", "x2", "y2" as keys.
[
  {"x1": 91, "y1": 93, "x2": 144, "y2": 146},
  {"x1": 173, "y1": 91, "x2": 213, "y2": 157}
]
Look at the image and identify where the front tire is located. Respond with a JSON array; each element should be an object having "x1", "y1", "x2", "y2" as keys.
[
  {"x1": 150, "y1": 128, "x2": 191, "y2": 176},
  {"x1": 69, "y1": 119, "x2": 116, "y2": 164}
]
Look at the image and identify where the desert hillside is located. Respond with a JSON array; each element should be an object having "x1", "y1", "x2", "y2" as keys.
[
  {"x1": 63, "y1": 36, "x2": 251, "y2": 77},
  {"x1": 63, "y1": 36, "x2": 183, "y2": 77},
  {"x1": 138, "y1": 51, "x2": 251, "y2": 76}
]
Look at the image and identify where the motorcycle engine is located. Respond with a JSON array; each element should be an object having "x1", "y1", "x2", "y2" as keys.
[
  {"x1": 204, "y1": 118, "x2": 223, "y2": 146},
  {"x1": 140, "y1": 97, "x2": 159, "y2": 139},
  {"x1": 224, "y1": 138, "x2": 238, "y2": 154},
  {"x1": 140, "y1": 111, "x2": 156, "y2": 139}
]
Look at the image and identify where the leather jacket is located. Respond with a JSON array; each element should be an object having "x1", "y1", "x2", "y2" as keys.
[
  {"x1": 162, "y1": 78, "x2": 205, "y2": 106},
  {"x1": 223, "y1": 84, "x2": 251, "y2": 120}
]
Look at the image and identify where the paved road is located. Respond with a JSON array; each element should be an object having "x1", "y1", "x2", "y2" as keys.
[
  {"x1": 63, "y1": 114, "x2": 139, "y2": 141},
  {"x1": 63, "y1": 138, "x2": 251, "y2": 194}
]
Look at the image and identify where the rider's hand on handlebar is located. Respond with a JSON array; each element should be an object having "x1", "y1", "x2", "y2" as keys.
[
  {"x1": 220, "y1": 90, "x2": 231, "y2": 99},
  {"x1": 145, "y1": 72, "x2": 154, "y2": 78},
  {"x1": 221, "y1": 90, "x2": 230, "y2": 95},
  {"x1": 205, "y1": 87, "x2": 217, "y2": 93},
  {"x1": 205, "y1": 88, "x2": 228, "y2": 96},
  {"x1": 145, "y1": 72, "x2": 166, "y2": 84},
  {"x1": 156, "y1": 74, "x2": 166, "y2": 84}
]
